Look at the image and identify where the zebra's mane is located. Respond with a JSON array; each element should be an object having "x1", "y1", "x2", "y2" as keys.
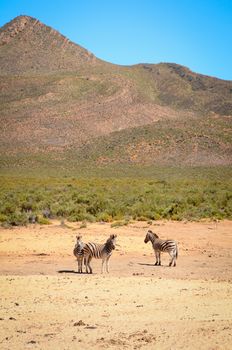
[
  {"x1": 106, "y1": 234, "x2": 116, "y2": 244},
  {"x1": 148, "y1": 230, "x2": 159, "y2": 239},
  {"x1": 104, "y1": 234, "x2": 117, "y2": 250}
]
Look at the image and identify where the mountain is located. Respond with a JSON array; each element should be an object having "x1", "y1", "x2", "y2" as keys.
[
  {"x1": 0, "y1": 15, "x2": 232, "y2": 175},
  {"x1": 0, "y1": 15, "x2": 98, "y2": 74}
]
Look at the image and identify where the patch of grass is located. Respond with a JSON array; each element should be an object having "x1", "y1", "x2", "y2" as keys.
[{"x1": 111, "y1": 219, "x2": 130, "y2": 228}]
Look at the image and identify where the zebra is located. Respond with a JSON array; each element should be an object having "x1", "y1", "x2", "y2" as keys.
[
  {"x1": 83, "y1": 234, "x2": 117, "y2": 274},
  {"x1": 144, "y1": 230, "x2": 178, "y2": 267},
  {"x1": 73, "y1": 235, "x2": 85, "y2": 273}
]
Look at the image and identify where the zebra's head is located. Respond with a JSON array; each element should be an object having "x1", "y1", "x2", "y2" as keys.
[
  {"x1": 107, "y1": 234, "x2": 117, "y2": 249},
  {"x1": 75, "y1": 235, "x2": 85, "y2": 251},
  {"x1": 144, "y1": 230, "x2": 159, "y2": 243},
  {"x1": 75, "y1": 235, "x2": 82, "y2": 246}
]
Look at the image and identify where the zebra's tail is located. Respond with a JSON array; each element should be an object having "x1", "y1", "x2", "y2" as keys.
[{"x1": 176, "y1": 244, "x2": 178, "y2": 259}]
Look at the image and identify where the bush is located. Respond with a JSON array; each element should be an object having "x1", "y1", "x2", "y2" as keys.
[
  {"x1": 0, "y1": 170, "x2": 231, "y2": 226},
  {"x1": 96, "y1": 212, "x2": 113, "y2": 222},
  {"x1": 7, "y1": 211, "x2": 28, "y2": 226},
  {"x1": 0, "y1": 213, "x2": 8, "y2": 223},
  {"x1": 137, "y1": 216, "x2": 149, "y2": 221},
  {"x1": 67, "y1": 211, "x2": 95, "y2": 223},
  {"x1": 37, "y1": 216, "x2": 51, "y2": 225}
]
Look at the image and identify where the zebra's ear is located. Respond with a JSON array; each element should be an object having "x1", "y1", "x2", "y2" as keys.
[{"x1": 76, "y1": 235, "x2": 82, "y2": 240}]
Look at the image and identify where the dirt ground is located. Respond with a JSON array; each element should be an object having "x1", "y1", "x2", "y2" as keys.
[{"x1": 0, "y1": 220, "x2": 232, "y2": 349}]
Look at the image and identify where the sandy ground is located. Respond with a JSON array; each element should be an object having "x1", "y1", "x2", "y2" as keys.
[{"x1": 0, "y1": 220, "x2": 232, "y2": 349}]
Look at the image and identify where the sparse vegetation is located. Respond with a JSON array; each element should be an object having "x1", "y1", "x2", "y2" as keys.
[
  {"x1": 1, "y1": 16, "x2": 232, "y2": 227},
  {"x1": 37, "y1": 216, "x2": 51, "y2": 225},
  {"x1": 0, "y1": 167, "x2": 231, "y2": 226},
  {"x1": 1, "y1": 17, "x2": 232, "y2": 174}
]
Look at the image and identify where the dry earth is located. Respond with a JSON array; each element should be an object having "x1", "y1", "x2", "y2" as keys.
[{"x1": 0, "y1": 220, "x2": 232, "y2": 349}]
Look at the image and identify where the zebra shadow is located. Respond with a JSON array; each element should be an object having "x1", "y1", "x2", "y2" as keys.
[
  {"x1": 138, "y1": 263, "x2": 170, "y2": 268},
  {"x1": 57, "y1": 270, "x2": 89, "y2": 274}
]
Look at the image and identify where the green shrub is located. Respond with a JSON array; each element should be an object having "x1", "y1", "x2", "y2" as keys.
[
  {"x1": 0, "y1": 169, "x2": 231, "y2": 226},
  {"x1": 153, "y1": 213, "x2": 161, "y2": 220},
  {"x1": 7, "y1": 211, "x2": 28, "y2": 226},
  {"x1": 2, "y1": 203, "x2": 17, "y2": 215},
  {"x1": 137, "y1": 216, "x2": 149, "y2": 221},
  {"x1": 37, "y1": 216, "x2": 51, "y2": 225},
  {"x1": 67, "y1": 212, "x2": 95, "y2": 223},
  {"x1": 0, "y1": 213, "x2": 8, "y2": 223},
  {"x1": 21, "y1": 201, "x2": 37, "y2": 212},
  {"x1": 96, "y1": 212, "x2": 113, "y2": 222}
]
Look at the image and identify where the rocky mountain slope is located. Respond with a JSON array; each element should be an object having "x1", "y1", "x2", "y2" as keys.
[{"x1": 0, "y1": 15, "x2": 231, "y2": 173}]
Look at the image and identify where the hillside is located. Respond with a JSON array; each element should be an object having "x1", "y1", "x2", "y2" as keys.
[
  {"x1": 0, "y1": 15, "x2": 98, "y2": 74},
  {"x1": 0, "y1": 15, "x2": 232, "y2": 174}
]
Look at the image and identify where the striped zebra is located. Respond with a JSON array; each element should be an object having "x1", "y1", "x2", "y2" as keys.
[
  {"x1": 73, "y1": 235, "x2": 85, "y2": 273},
  {"x1": 144, "y1": 230, "x2": 178, "y2": 267},
  {"x1": 83, "y1": 234, "x2": 117, "y2": 274}
]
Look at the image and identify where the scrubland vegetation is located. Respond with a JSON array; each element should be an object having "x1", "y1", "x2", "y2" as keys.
[
  {"x1": 0, "y1": 167, "x2": 231, "y2": 226},
  {"x1": 1, "y1": 16, "x2": 232, "y2": 228}
]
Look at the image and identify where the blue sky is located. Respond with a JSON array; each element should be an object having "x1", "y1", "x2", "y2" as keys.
[{"x1": 0, "y1": 0, "x2": 231, "y2": 80}]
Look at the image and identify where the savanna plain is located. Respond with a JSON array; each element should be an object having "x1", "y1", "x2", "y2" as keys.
[
  {"x1": 1, "y1": 14, "x2": 232, "y2": 350},
  {"x1": 0, "y1": 219, "x2": 232, "y2": 350}
]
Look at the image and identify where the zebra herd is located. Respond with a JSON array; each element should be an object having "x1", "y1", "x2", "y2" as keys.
[{"x1": 73, "y1": 230, "x2": 178, "y2": 273}]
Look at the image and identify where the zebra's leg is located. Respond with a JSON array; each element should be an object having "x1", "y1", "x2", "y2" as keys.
[
  {"x1": 87, "y1": 256, "x2": 93, "y2": 274},
  {"x1": 85, "y1": 255, "x2": 90, "y2": 273},
  {"x1": 78, "y1": 258, "x2": 81, "y2": 273},
  {"x1": 158, "y1": 251, "x2": 161, "y2": 266},
  {"x1": 84, "y1": 256, "x2": 87, "y2": 273},
  {"x1": 173, "y1": 249, "x2": 177, "y2": 267},
  {"x1": 106, "y1": 255, "x2": 111, "y2": 273},
  {"x1": 80, "y1": 257, "x2": 83, "y2": 273},
  {"x1": 101, "y1": 257, "x2": 106, "y2": 274},
  {"x1": 78, "y1": 258, "x2": 83, "y2": 273},
  {"x1": 154, "y1": 251, "x2": 159, "y2": 265},
  {"x1": 76, "y1": 258, "x2": 79, "y2": 273},
  {"x1": 169, "y1": 251, "x2": 175, "y2": 266},
  {"x1": 83, "y1": 257, "x2": 86, "y2": 272}
]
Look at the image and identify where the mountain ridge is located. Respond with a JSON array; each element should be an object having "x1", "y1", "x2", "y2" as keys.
[
  {"x1": 0, "y1": 15, "x2": 231, "y2": 173},
  {"x1": 1, "y1": 15, "x2": 231, "y2": 82},
  {"x1": 0, "y1": 15, "x2": 99, "y2": 75}
]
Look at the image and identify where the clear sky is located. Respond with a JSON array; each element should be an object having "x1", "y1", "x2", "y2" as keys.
[{"x1": 0, "y1": 0, "x2": 231, "y2": 80}]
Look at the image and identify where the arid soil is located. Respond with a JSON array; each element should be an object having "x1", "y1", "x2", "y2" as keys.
[{"x1": 0, "y1": 220, "x2": 232, "y2": 349}]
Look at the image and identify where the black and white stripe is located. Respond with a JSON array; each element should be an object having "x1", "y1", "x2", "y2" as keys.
[
  {"x1": 73, "y1": 235, "x2": 85, "y2": 273},
  {"x1": 83, "y1": 234, "x2": 117, "y2": 274},
  {"x1": 144, "y1": 230, "x2": 178, "y2": 266}
]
